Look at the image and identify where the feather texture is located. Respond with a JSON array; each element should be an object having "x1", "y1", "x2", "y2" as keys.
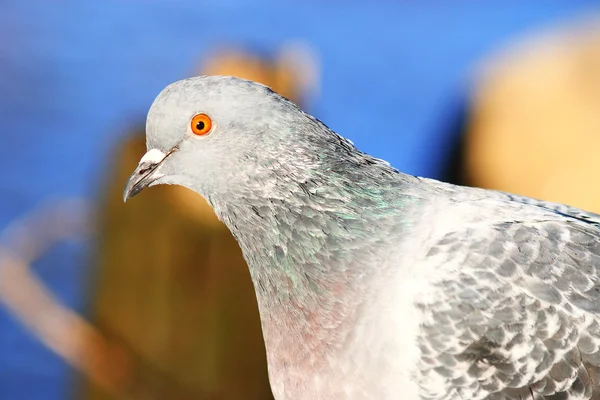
[{"x1": 127, "y1": 76, "x2": 600, "y2": 399}]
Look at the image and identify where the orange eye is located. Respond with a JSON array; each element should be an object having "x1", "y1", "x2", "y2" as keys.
[{"x1": 191, "y1": 113, "x2": 212, "y2": 136}]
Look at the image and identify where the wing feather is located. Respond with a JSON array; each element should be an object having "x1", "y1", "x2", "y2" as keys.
[{"x1": 417, "y1": 210, "x2": 600, "y2": 400}]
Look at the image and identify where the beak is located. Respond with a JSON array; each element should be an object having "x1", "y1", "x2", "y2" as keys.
[{"x1": 123, "y1": 148, "x2": 176, "y2": 202}]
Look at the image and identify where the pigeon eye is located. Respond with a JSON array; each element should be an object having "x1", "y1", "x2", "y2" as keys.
[{"x1": 191, "y1": 113, "x2": 212, "y2": 136}]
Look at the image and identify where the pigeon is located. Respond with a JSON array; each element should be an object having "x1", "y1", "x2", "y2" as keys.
[{"x1": 124, "y1": 75, "x2": 600, "y2": 400}]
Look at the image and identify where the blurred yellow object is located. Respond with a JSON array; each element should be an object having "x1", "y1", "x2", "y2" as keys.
[
  {"x1": 465, "y1": 17, "x2": 600, "y2": 213},
  {"x1": 200, "y1": 42, "x2": 320, "y2": 105},
  {"x1": 84, "y1": 43, "x2": 319, "y2": 400}
]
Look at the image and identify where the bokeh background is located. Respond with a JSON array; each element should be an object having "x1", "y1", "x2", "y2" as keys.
[{"x1": 1, "y1": 1, "x2": 600, "y2": 399}]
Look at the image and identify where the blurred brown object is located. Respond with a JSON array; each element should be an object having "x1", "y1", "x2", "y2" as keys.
[
  {"x1": 83, "y1": 43, "x2": 319, "y2": 400},
  {"x1": 0, "y1": 201, "x2": 134, "y2": 396},
  {"x1": 465, "y1": 16, "x2": 600, "y2": 212},
  {"x1": 201, "y1": 42, "x2": 320, "y2": 105}
]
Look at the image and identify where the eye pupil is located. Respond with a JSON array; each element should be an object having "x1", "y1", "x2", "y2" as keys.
[{"x1": 196, "y1": 121, "x2": 205, "y2": 131}]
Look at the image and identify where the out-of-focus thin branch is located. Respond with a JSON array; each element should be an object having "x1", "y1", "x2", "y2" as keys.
[
  {"x1": 0, "y1": 199, "x2": 227, "y2": 400},
  {"x1": 0, "y1": 198, "x2": 223, "y2": 400},
  {"x1": 0, "y1": 198, "x2": 132, "y2": 396}
]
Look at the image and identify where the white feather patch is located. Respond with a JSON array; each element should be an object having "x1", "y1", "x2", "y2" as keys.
[{"x1": 140, "y1": 148, "x2": 166, "y2": 164}]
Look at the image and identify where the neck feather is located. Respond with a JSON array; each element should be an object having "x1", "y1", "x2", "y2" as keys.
[{"x1": 207, "y1": 156, "x2": 423, "y2": 366}]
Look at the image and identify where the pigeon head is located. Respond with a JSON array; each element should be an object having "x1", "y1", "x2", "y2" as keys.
[{"x1": 123, "y1": 75, "x2": 338, "y2": 203}]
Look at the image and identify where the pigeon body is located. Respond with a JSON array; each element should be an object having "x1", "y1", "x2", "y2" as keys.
[{"x1": 124, "y1": 76, "x2": 600, "y2": 399}]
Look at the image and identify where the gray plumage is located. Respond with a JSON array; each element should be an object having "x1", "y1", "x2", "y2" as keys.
[{"x1": 123, "y1": 75, "x2": 600, "y2": 399}]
